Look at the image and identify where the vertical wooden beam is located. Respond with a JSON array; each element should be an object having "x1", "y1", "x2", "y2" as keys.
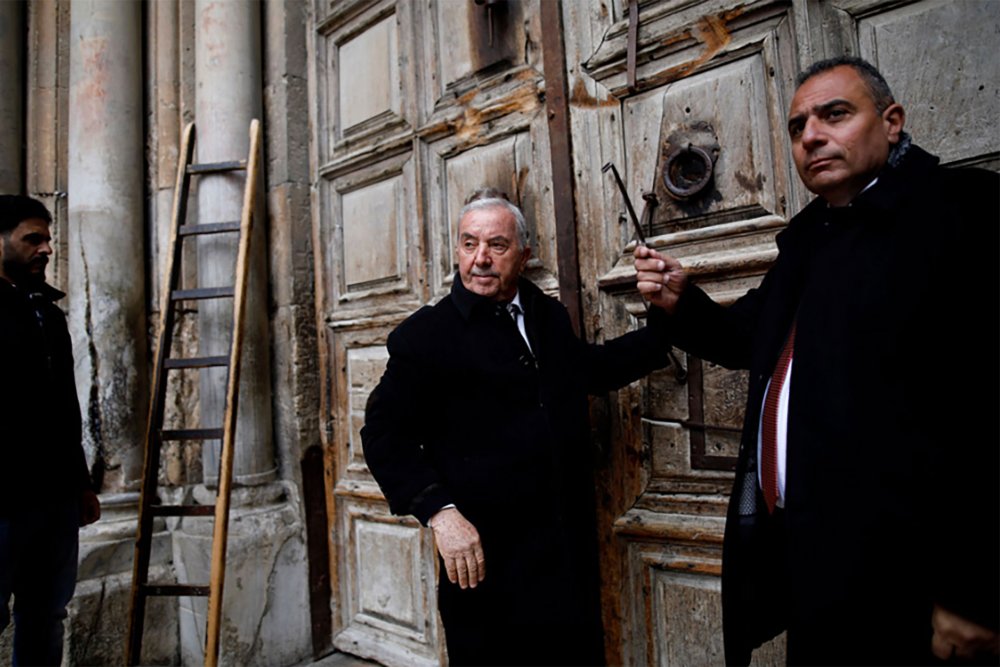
[
  {"x1": 0, "y1": 0, "x2": 24, "y2": 192},
  {"x1": 539, "y1": 0, "x2": 583, "y2": 337},
  {"x1": 301, "y1": 445, "x2": 333, "y2": 656}
]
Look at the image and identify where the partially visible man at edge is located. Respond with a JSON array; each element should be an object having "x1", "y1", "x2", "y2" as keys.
[
  {"x1": 0, "y1": 195, "x2": 101, "y2": 666},
  {"x1": 362, "y1": 188, "x2": 670, "y2": 665},
  {"x1": 635, "y1": 56, "x2": 999, "y2": 665}
]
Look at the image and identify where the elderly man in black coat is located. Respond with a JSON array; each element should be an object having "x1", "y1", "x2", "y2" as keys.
[
  {"x1": 635, "y1": 57, "x2": 999, "y2": 665},
  {"x1": 362, "y1": 188, "x2": 669, "y2": 665}
]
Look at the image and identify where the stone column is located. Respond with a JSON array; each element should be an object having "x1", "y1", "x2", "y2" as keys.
[
  {"x1": 178, "y1": 4, "x2": 303, "y2": 665},
  {"x1": 65, "y1": 5, "x2": 170, "y2": 662},
  {"x1": 0, "y1": 1, "x2": 24, "y2": 192},
  {"x1": 194, "y1": 0, "x2": 276, "y2": 487},
  {"x1": 67, "y1": 0, "x2": 147, "y2": 493}
]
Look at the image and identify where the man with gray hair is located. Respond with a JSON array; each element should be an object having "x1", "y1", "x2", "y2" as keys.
[
  {"x1": 636, "y1": 56, "x2": 999, "y2": 664},
  {"x1": 363, "y1": 187, "x2": 669, "y2": 665}
]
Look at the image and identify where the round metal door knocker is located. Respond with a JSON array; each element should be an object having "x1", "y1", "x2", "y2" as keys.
[{"x1": 662, "y1": 144, "x2": 715, "y2": 200}]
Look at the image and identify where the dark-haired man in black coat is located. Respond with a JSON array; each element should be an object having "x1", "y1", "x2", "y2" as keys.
[
  {"x1": 363, "y1": 188, "x2": 669, "y2": 665},
  {"x1": 636, "y1": 57, "x2": 999, "y2": 665},
  {"x1": 0, "y1": 194, "x2": 101, "y2": 665}
]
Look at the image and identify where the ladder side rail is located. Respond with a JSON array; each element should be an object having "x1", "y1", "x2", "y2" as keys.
[
  {"x1": 126, "y1": 122, "x2": 198, "y2": 666},
  {"x1": 204, "y1": 119, "x2": 263, "y2": 667}
]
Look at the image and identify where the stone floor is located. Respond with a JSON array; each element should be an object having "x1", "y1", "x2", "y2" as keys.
[{"x1": 298, "y1": 650, "x2": 381, "y2": 667}]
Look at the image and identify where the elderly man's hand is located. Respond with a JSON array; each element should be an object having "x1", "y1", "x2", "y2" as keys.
[
  {"x1": 634, "y1": 245, "x2": 688, "y2": 314},
  {"x1": 429, "y1": 507, "x2": 485, "y2": 589},
  {"x1": 932, "y1": 604, "x2": 1000, "y2": 662}
]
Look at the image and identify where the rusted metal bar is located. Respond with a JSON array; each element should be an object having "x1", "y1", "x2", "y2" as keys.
[
  {"x1": 627, "y1": 0, "x2": 639, "y2": 92},
  {"x1": 641, "y1": 191, "x2": 658, "y2": 239},
  {"x1": 540, "y1": 0, "x2": 583, "y2": 337},
  {"x1": 602, "y1": 161, "x2": 645, "y2": 245}
]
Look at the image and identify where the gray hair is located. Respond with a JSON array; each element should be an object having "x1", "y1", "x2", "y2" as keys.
[{"x1": 458, "y1": 187, "x2": 529, "y2": 249}]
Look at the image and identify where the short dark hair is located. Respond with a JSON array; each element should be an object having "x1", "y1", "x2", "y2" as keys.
[
  {"x1": 0, "y1": 195, "x2": 52, "y2": 235},
  {"x1": 796, "y1": 56, "x2": 896, "y2": 114}
]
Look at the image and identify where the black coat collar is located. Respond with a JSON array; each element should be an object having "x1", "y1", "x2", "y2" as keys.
[
  {"x1": 797, "y1": 144, "x2": 940, "y2": 223},
  {"x1": 0, "y1": 277, "x2": 65, "y2": 303},
  {"x1": 449, "y1": 272, "x2": 539, "y2": 322}
]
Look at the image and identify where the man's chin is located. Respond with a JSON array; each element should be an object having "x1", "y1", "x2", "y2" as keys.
[
  {"x1": 462, "y1": 275, "x2": 499, "y2": 296},
  {"x1": 468, "y1": 285, "x2": 499, "y2": 299},
  {"x1": 21, "y1": 270, "x2": 48, "y2": 288}
]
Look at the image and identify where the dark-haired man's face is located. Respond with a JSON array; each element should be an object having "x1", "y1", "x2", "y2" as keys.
[
  {"x1": 0, "y1": 218, "x2": 52, "y2": 286},
  {"x1": 787, "y1": 65, "x2": 904, "y2": 207}
]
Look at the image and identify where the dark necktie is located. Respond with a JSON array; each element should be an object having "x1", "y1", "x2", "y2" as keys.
[
  {"x1": 506, "y1": 301, "x2": 520, "y2": 324},
  {"x1": 761, "y1": 323, "x2": 795, "y2": 513},
  {"x1": 498, "y1": 302, "x2": 533, "y2": 358}
]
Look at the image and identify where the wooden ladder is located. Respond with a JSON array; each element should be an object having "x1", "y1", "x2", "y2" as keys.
[{"x1": 125, "y1": 119, "x2": 262, "y2": 667}]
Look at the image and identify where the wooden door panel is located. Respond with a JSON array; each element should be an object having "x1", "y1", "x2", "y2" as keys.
[
  {"x1": 416, "y1": 0, "x2": 534, "y2": 120},
  {"x1": 428, "y1": 0, "x2": 527, "y2": 100},
  {"x1": 326, "y1": 324, "x2": 443, "y2": 666},
  {"x1": 335, "y1": 495, "x2": 440, "y2": 667},
  {"x1": 320, "y1": 149, "x2": 423, "y2": 318},
  {"x1": 323, "y1": 0, "x2": 414, "y2": 153},
  {"x1": 852, "y1": 0, "x2": 1000, "y2": 169},
  {"x1": 337, "y1": 13, "x2": 401, "y2": 133}
]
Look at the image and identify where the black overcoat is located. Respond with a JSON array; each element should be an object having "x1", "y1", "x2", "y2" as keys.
[
  {"x1": 0, "y1": 279, "x2": 90, "y2": 517},
  {"x1": 362, "y1": 275, "x2": 669, "y2": 663},
  {"x1": 662, "y1": 145, "x2": 999, "y2": 665}
]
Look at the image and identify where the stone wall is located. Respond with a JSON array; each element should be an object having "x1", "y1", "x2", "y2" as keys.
[{"x1": 2, "y1": 1, "x2": 321, "y2": 665}]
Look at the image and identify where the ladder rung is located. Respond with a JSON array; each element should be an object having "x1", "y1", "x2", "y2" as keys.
[
  {"x1": 141, "y1": 584, "x2": 210, "y2": 597},
  {"x1": 178, "y1": 222, "x2": 242, "y2": 236},
  {"x1": 187, "y1": 160, "x2": 246, "y2": 174},
  {"x1": 161, "y1": 428, "x2": 224, "y2": 441},
  {"x1": 150, "y1": 504, "x2": 215, "y2": 517},
  {"x1": 164, "y1": 356, "x2": 229, "y2": 369},
  {"x1": 171, "y1": 287, "x2": 234, "y2": 301}
]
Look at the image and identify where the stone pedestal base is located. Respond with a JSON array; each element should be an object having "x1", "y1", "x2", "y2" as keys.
[{"x1": 175, "y1": 481, "x2": 311, "y2": 666}]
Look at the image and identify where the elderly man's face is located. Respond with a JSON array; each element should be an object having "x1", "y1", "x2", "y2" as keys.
[
  {"x1": 787, "y1": 65, "x2": 904, "y2": 206},
  {"x1": 457, "y1": 205, "x2": 530, "y2": 302},
  {"x1": 0, "y1": 218, "x2": 52, "y2": 286}
]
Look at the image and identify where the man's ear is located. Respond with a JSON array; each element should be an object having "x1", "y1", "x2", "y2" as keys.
[
  {"x1": 520, "y1": 245, "x2": 532, "y2": 271},
  {"x1": 883, "y1": 103, "x2": 905, "y2": 145}
]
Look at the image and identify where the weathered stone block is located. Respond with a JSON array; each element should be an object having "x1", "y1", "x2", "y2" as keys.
[{"x1": 174, "y1": 484, "x2": 311, "y2": 667}]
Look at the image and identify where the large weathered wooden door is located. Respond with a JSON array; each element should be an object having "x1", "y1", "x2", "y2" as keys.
[
  {"x1": 309, "y1": 1, "x2": 569, "y2": 664},
  {"x1": 563, "y1": 0, "x2": 999, "y2": 664}
]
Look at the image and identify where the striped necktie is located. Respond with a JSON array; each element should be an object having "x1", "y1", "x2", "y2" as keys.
[{"x1": 761, "y1": 323, "x2": 795, "y2": 513}]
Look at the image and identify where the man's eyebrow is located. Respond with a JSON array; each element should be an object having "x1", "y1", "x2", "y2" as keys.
[
  {"x1": 486, "y1": 235, "x2": 510, "y2": 244},
  {"x1": 815, "y1": 98, "x2": 853, "y2": 113},
  {"x1": 787, "y1": 98, "x2": 855, "y2": 131}
]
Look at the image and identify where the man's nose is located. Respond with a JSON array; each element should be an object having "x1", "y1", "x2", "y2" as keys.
[
  {"x1": 801, "y1": 117, "x2": 825, "y2": 148},
  {"x1": 38, "y1": 240, "x2": 53, "y2": 256},
  {"x1": 474, "y1": 243, "x2": 492, "y2": 265}
]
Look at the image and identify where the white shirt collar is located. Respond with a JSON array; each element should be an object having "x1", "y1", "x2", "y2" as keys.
[{"x1": 510, "y1": 290, "x2": 523, "y2": 311}]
